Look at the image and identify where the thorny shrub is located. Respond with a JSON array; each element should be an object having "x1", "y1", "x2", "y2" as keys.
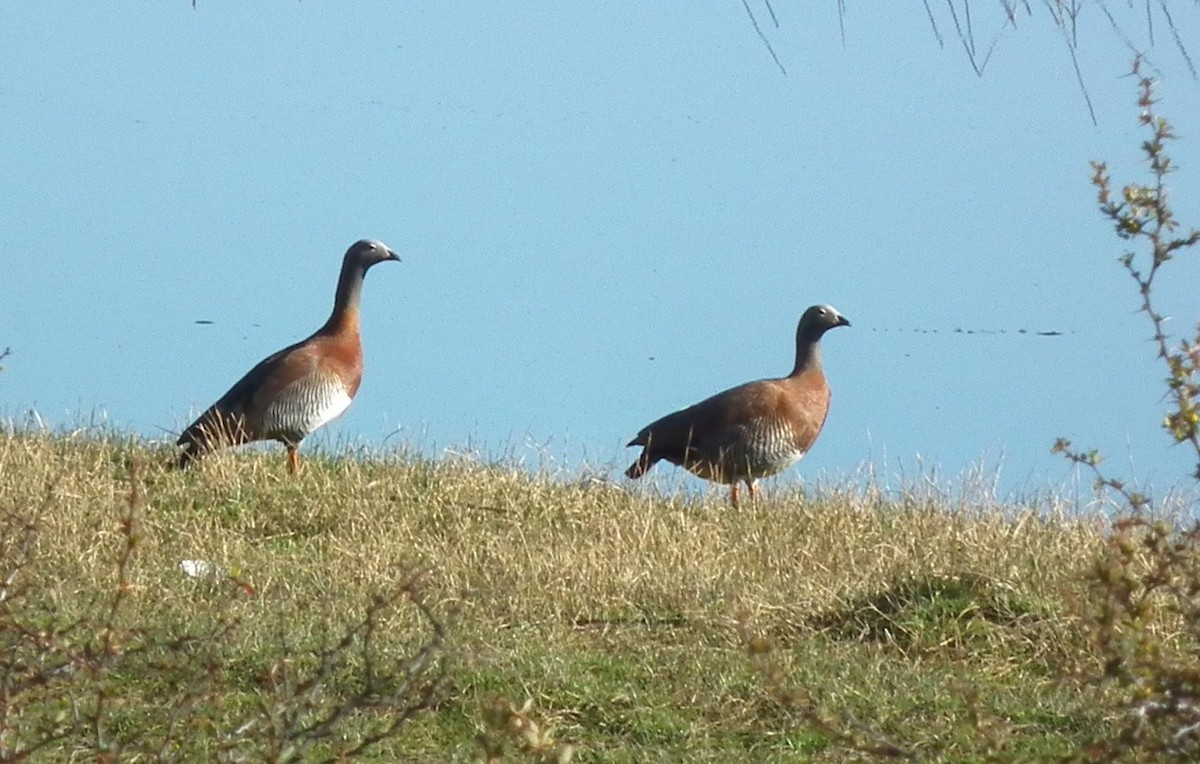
[{"x1": 1055, "y1": 59, "x2": 1200, "y2": 762}]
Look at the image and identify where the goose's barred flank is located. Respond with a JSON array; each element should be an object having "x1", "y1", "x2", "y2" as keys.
[
  {"x1": 625, "y1": 304, "x2": 850, "y2": 507},
  {"x1": 176, "y1": 239, "x2": 400, "y2": 473}
]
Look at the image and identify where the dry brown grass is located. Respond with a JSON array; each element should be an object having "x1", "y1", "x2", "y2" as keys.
[
  {"x1": 0, "y1": 429, "x2": 1123, "y2": 760},
  {"x1": 10, "y1": 430, "x2": 1103, "y2": 639}
]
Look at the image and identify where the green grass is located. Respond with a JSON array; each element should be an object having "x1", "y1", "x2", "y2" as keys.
[{"x1": 0, "y1": 430, "x2": 1139, "y2": 761}]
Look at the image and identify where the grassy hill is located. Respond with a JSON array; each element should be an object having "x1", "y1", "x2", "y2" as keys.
[{"x1": 0, "y1": 429, "x2": 1174, "y2": 761}]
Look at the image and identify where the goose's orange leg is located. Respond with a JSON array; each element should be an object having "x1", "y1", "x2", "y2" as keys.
[{"x1": 287, "y1": 446, "x2": 299, "y2": 475}]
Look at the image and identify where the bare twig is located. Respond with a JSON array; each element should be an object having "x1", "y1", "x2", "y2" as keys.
[
  {"x1": 1157, "y1": 0, "x2": 1198, "y2": 79},
  {"x1": 739, "y1": 0, "x2": 787, "y2": 75},
  {"x1": 922, "y1": 0, "x2": 945, "y2": 47}
]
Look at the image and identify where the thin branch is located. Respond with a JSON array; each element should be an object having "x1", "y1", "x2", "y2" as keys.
[
  {"x1": 1098, "y1": 1, "x2": 1166, "y2": 77},
  {"x1": 1040, "y1": 0, "x2": 1062, "y2": 28},
  {"x1": 763, "y1": 0, "x2": 779, "y2": 28},
  {"x1": 922, "y1": 0, "x2": 945, "y2": 47},
  {"x1": 1069, "y1": 0, "x2": 1081, "y2": 49},
  {"x1": 964, "y1": 0, "x2": 977, "y2": 58},
  {"x1": 1157, "y1": 0, "x2": 1198, "y2": 79},
  {"x1": 740, "y1": 0, "x2": 787, "y2": 75},
  {"x1": 1052, "y1": 12, "x2": 1098, "y2": 125},
  {"x1": 945, "y1": 0, "x2": 984, "y2": 75}
]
